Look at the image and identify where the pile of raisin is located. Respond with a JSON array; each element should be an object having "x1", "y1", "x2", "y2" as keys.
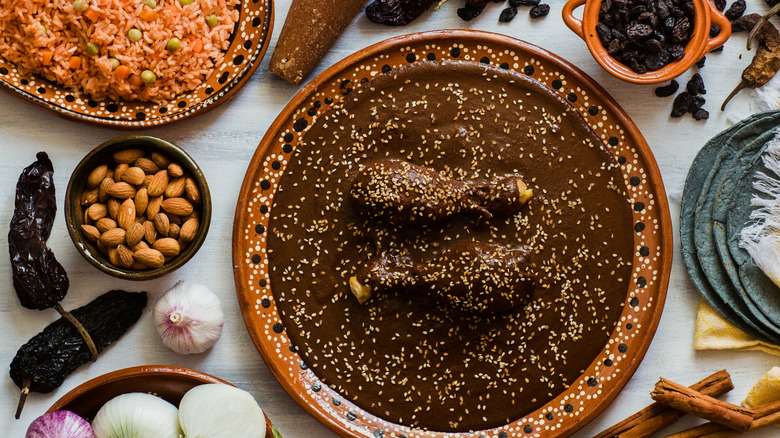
[
  {"x1": 459, "y1": 0, "x2": 550, "y2": 22},
  {"x1": 597, "y1": 0, "x2": 695, "y2": 74},
  {"x1": 663, "y1": 73, "x2": 708, "y2": 119}
]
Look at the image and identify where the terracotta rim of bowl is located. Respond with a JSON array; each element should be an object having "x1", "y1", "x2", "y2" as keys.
[
  {"x1": 64, "y1": 135, "x2": 212, "y2": 280},
  {"x1": 562, "y1": 0, "x2": 731, "y2": 84}
]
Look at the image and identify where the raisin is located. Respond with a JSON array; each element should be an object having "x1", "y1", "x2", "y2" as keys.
[
  {"x1": 457, "y1": 3, "x2": 485, "y2": 21},
  {"x1": 689, "y1": 95, "x2": 706, "y2": 111},
  {"x1": 692, "y1": 108, "x2": 710, "y2": 120},
  {"x1": 529, "y1": 3, "x2": 550, "y2": 18},
  {"x1": 645, "y1": 51, "x2": 670, "y2": 70},
  {"x1": 696, "y1": 56, "x2": 706, "y2": 68},
  {"x1": 601, "y1": 0, "x2": 612, "y2": 13},
  {"x1": 671, "y1": 91, "x2": 693, "y2": 117},
  {"x1": 597, "y1": 23, "x2": 613, "y2": 45},
  {"x1": 627, "y1": 23, "x2": 654, "y2": 42},
  {"x1": 710, "y1": 25, "x2": 720, "y2": 38},
  {"x1": 366, "y1": 0, "x2": 437, "y2": 25},
  {"x1": 499, "y1": 6, "x2": 518, "y2": 22},
  {"x1": 725, "y1": 0, "x2": 746, "y2": 21},
  {"x1": 646, "y1": 39, "x2": 664, "y2": 53},
  {"x1": 655, "y1": 80, "x2": 679, "y2": 97},
  {"x1": 672, "y1": 17, "x2": 691, "y2": 43},
  {"x1": 669, "y1": 44, "x2": 686, "y2": 60},
  {"x1": 608, "y1": 39, "x2": 622, "y2": 54},
  {"x1": 686, "y1": 73, "x2": 706, "y2": 95},
  {"x1": 509, "y1": 0, "x2": 539, "y2": 5},
  {"x1": 712, "y1": 0, "x2": 726, "y2": 11}
]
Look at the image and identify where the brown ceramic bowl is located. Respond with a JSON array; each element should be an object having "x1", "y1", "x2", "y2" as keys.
[
  {"x1": 46, "y1": 365, "x2": 277, "y2": 436},
  {"x1": 65, "y1": 135, "x2": 211, "y2": 280},
  {"x1": 562, "y1": 0, "x2": 731, "y2": 84}
]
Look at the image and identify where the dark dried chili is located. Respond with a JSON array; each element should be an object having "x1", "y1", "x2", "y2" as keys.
[
  {"x1": 10, "y1": 290, "x2": 147, "y2": 418},
  {"x1": 722, "y1": 14, "x2": 780, "y2": 110}
]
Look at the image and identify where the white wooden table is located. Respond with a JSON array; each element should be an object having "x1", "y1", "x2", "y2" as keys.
[{"x1": 1, "y1": 2, "x2": 778, "y2": 436}]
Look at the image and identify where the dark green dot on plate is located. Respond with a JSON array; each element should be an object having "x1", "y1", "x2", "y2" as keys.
[
  {"x1": 639, "y1": 246, "x2": 650, "y2": 256},
  {"x1": 272, "y1": 161, "x2": 281, "y2": 170},
  {"x1": 314, "y1": 100, "x2": 322, "y2": 108},
  {"x1": 300, "y1": 360, "x2": 307, "y2": 369},
  {"x1": 289, "y1": 344, "x2": 296, "y2": 352},
  {"x1": 106, "y1": 103, "x2": 118, "y2": 112},
  {"x1": 427, "y1": 53, "x2": 436, "y2": 61},
  {"x1": 627, "y1": 323, "x2": 633, "y2": 329},
  {"x1": 37, "y1": 87, "x2": 45, "y2": 94},
  {"x1": 135, "y1": 112, "x2": 145, "y2": 120},
  {"x1": 66, "y1": 95, "x2": 75, "y2": 102},
  {"x1": 480, "y1": 56, "x2": 490, "y2": 64},
  {"x1": 251, "y1": 254, "x2": 261, "y2": 264},
  {"x1": 406, "y1": 53, "x2": 416, "y2": 62},
  {"x1": 88, "y1": 100, "x2": 98, "y2": 107},
  {"x1": 564, "y1": 404, "x2": 574, "y2": 413},
  {"x1": 552, "y1": 79, "x2": 562, "y2": 89},
  {"x1": 588, "y1": 377, "x2": 598, "y2": 387},
  {"x1": 567, "y1": 92, "x2": 577, "y2": 102},
  {"x1": 261, "y1": 298, "x2": 270, "y2": 308},
  {"x1": 634, "y1": 201, "x2": 645, "y2": 211},
  {"x1": 178, "y1": 100, "x2": 187, "y2": 108},
  {"x1": 284, "y1": 132, "x2": 294, "y2": 142},
  {"x1": 255, "y1": 224, "x2": 265, "y2": 234},
  {"x1": 259, "y1": 279, "x2": 267, "y2": 287},
  {"x1": 635, "y1": 222, "x2": 645, "y2": 232},
  {"x1": 608, "y1": 136, "x2": 619, "y2": 145},
  {"x1": 500, "y1": 62, "x2": 509, "y2": 69},
  {"x1": 260, "y1": 180, "x2": 271, "y2": 190},
  {"x1": 293, "y1": 118, "x2": 307, "y2": 131},
  {"x1": 325, "y1": 97, "x2": 333, "y2": 104},
  {"x1": 307, "y1": 107, "x2": 317, "y2": 116},
  {"x1": 159, "y1": 107, "x2": 167, "y2": 114},
  {"x1": 630, "y1": 176, "x2": 641, "y2": 186},
  {"x1": 604, "y1": 359, "x2": 613, "y2": 366},
  {"x1": 333, "y1": 398, "x2": 341, "y2": 406},
  {"x1": 546, "y1": 412, "x2": 554, "y2": 420},
  {"x1": 637, "y1": 276, "x2": 647, "y2": 287},
  {"x1": 373, "y1": 430, "x2": 383, "y2": 438},
  {"x1": 282, "y1": 144, "x2": 293, "y2": 153},
  {"x1": 218, "y1": 71, "x2": 228, "y2": 84},
  {"x1": 272, "y1": 322, "x2": 283, "y2": 333},
  {"x1": 233, "y1": 55, "x2": 244, "y2": 65},
  {"x1": 450, "y1": 47, "x2": 461, "y2": 57},
  {"x1": 630, "y1": 297, "x2": 640, "y2": 306},
  {"x1": 618, "y1": 343, "x2": 628, "y2": 353},
  {"x1": 0, "y1": 67, "x2": 7, "y2": 74},
  {"x1": 311, "y1": 382, "x2": 321, "y2": 392},
  {"x1": 21, "y1": 79, "x2": 28, "y2": 85},
  {"x1": 524, "y1": 425, "x2": 533, "y2": 433},
  {"x1": 205, "y1": 87, "x2": 214, "y2": 94},
  {"x1": 243, "y1": 40, "x2": 252, "y2": 50},
  {"x1": 260, "y1": 205, "x2": 268, "y2": 214},
  {"x1": 588, "y1": 105, "x2": 599, "y2": 115},
  {"x1": 347, "y1": 412, "x2": 356, "y2": 421},
  {"x1": 252, "y1": 17, "x2": 261, "y2": 26},
  {"x1": 524, "y1": 65, "x2": 534, "y2": 75},
  {"x1": 618, "y1": 156, "x2": 627, "y2": 164},
  {"x1": 499, "y1": 432, "x2": 508, "y2": 438}
]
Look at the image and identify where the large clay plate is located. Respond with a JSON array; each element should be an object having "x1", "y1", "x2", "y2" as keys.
[
  {"x1": 0, "y1": 0, "x2": 272, "y2": 127},
  {"x1": 47, "y1": 365, "x2": 279, "y2": 436},
  {"x1": 233, "y1": 30, "x2": 673, "y2": 438}
]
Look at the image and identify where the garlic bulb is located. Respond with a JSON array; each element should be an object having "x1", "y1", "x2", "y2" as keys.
[
  {"x1": 178, "y1": 384, "x2": 266, "y2": 438},
  {"x1": 26, "y1": 410, "x2": 94, "y2": 438},
  {"x1": 91, "y1": 393, "x2": 181, "y2": 438},
  {"x1": 153, "y1": 281, "x2": 224, "y2": 354}
]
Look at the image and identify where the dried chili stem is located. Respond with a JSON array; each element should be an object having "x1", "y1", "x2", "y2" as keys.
[
  {"x1": 54, "y1": 303, "x2": 98, "y2": 361},
  {"x1": 747, "y1": 3, "x2": 780, "y2": 50},
  {"x1": 15, "y1": 378, "x2": 30, "y2": 419},
  {"x1": 721, "y1": 80, "x2": 748, "y2": 111}
]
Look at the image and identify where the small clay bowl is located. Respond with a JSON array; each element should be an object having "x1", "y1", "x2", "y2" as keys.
[
  {"x1": 562, "y1": 0, "x2": 731, "y2": 84},
  {"x1": 46, "y1": 365, "x2": 276, "y2": 436},
  {"x1": 65, "y1": 135, "x2": 211, "y2": 280}
]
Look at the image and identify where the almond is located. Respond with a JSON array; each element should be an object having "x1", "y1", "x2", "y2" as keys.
[
  {"x1": 146, "y1": 196, "x2": 163, "y2": 219},
  {"x1": 97, "y1": 240, "x2": 108, "y2": 255},
  {"x1": 143, "y1": 220, "x2": 157, "y2": 244},
  {"x1": 147, "y1": 170, "x2": 168, "y2": 197},
  {"x1": 161, "y1": 197, "x2": 193, "y2": 216},
  {"x1": 80, "y1": 188, "x2": 99, "y2": 206},
  {"x1": 113, "y1": 149, "x2": 144, "y2": 164},
  {"x1": 117, "y1": 198, "x2": 136, "y2": 229},
  {"x1": 142, "y1": 174, "x2": 153, "y2": 188},
  {"x1": 122, "y1": 166, "x2": 146, "y2": 185},
  {"x1": 106, "y1": 168, "x2": 114, "y2": 180},
  {"x1": 135, "y1": 188, "x2": 148, "y2": 217},
  {"x1": 107, "y1": 198, "x2": 120, "y2": 220},
  {"x1": 154, "y1": 213, "x2": 170, "y2": 236},
  {"x1": 169, "y1": 223, "x2": 181, "y2": 239},
  {"x1": 117, "y1": 245, "x2": 135, "y2": 268},
  {"x1": 106, "y1": 182, "x2": 136, "y2": 199},
  {"x1": 86, "y1": 203, "x2": 108, "y2": 221},
  {"x1": 135, "y1": 157, "x2": 160, "y2": 174},
  {"x1": 99, "y1": 177, "x2": 114, "y2": 203},
  {"x1": 114, "y1": 163, "x2": 129, "y2": 182},
  {"x1": 99, "y1": 227, "x2": 126, "y2": 247},
  {"x1": 168, "y1": 214, "x2": 182, "y2": 225},
  {"x1": 80, "y1": 225, "x2": 100, "y2": 242},
  {"x1": 87, "y1": 164, "x2": 108, "y2": 189},
  {"x1": 126, "y1": 222, "x2": 145, "y2": 247},
  {"x1": 134, "y1": 248, "x2": 165, "y2": 268},
  {"x1": 131, "y1": 241, "x2": 149, "y2": 252},
  {"x1": 151, "y1": 152, "x2": 171, "y2": 168},
  {"x1": 180, "y1": 217, "x2": 199, "y2": 243},
  {"x1": 184, "y1": 177, "x2": 201, "y2": 204},
  {"x1": 165, "y1": 177, "x2": 186, "y2": 198},
  {"x1": 108, "y1": 247, "x2": 121, "y2": 267},
  {"x1": 167, "y1": 162, "x2": 184, "y2": 178},
  {"x1": 153, "y1": 237, "x2": 180, "y2": 257},
  {"x1": 95, "y1": 217, "x2": 118, "y2": 234}
]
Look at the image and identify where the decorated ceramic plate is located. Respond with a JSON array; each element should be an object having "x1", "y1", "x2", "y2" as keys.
[
  {"x1": 0, "y1": 0, "x2": 272, "y2": 127},
  {"x1": 233, "y1": 30, "x2": 672, "y2": 438}
]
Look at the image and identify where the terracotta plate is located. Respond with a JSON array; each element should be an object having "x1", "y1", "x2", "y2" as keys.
[
  {"x1": 233, "y1": 30, "x2": 672, "y2": 438},
  {"x1": 0, "y1": 0, "x2": 272, "y2": 127},
  {"x1": 47, "y1": 365, "x2": 278, "y2": 436}
]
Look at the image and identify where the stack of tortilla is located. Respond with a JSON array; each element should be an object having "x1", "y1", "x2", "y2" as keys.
[{"x1": 681, "y1": 110, "x2": 780, "y2": 344}]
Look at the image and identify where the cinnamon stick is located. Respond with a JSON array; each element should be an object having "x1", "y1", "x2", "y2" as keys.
[
  {"x1": 651, "y1": 378, "x2": 754, "y2": 432},
  {"x1": 593, "y1": 370, "x2": 733, "y2": 438},
  {"x1": 664, "y1": 400, "x2": 780, "y2": 438}
]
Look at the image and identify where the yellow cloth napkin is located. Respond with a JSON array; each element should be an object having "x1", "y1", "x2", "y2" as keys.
[
  {"x1": 743, "y1": 367, "x2": 780, "y2": 408},
  {"x1": 694, "y1": 299, "x2": 780, "y2": 356}
]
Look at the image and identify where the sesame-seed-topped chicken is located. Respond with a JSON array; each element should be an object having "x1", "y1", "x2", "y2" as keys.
[
  {"x1": 350, "y1": 159, "x2": 533, "y2": 226},
  {"x1": 349, "y1": 241, "x2": 534, "y2": 315}
]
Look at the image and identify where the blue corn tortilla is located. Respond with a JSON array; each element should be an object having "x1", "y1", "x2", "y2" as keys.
[{"x1": 681, "y1": 111, "x2": 780, "y2": 343}]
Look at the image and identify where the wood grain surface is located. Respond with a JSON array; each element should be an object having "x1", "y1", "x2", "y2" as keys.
[{"x1": 0, "y1": 2, "x2": 778, "y2": 437}]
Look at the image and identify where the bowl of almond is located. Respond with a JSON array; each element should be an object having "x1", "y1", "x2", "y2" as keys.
[{"x1": 65, "y1": 135, "x2": 211, "y2": 279}]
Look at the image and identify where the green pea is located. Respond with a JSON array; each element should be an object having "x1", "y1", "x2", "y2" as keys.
[
  {"x1": 141, "y1": 70, "x2": 156, "y2": 84},
  {"x1": 166, "y1": 37, "x2": 181, "y2": 52},
  {"x1": 127, "y1": 28, "x2": 142, "y2": 42},
  {"x1": 39, "y1": 24, "x2": 47, "y2": 36},
  {"x1": 144, "y1": 0, "x2": 156, "y2": 7},
  {"x1": 73, "y1": 0, "x2": 89, "y2": 12},
  {"x1": 206, "y1": 14, "x2": 218, "y2": 28},
  {"x1": 179, "y1": 0, "x2": 195, "y2": 5},
  {"x1": 109, "y1": 57, "x2": 119, "y2": 70},
  {"x1": 85, "y1": 42, "x2": 99, "y2": 56}
]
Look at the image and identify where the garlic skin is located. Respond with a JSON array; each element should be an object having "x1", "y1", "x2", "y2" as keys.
[
  {"x1": 153, "y1": 281, "x2": 224, "y2": 354},
  {"x1": 179, "y1": 384, "x2": 266, "y2": 438},
  {"x1": 91, "y1": 393, "x2": 181, "y2": 438}
]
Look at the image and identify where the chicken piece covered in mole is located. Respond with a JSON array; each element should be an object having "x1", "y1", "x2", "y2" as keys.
[
  {"x1": 350, "y1": 159, "x2": 533, "y2": 226},
  {"x1": 349, "y1": 241, "x2": 534, "y2": 314}
]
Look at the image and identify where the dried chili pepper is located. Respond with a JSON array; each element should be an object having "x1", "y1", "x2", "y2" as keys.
[
  {"x1": 366, "y1": 0, "x2": 437, "y2": 25},
  {"x1": 9, "y1": 153, "x2": 98, "y2": 363},
  {"x1": 10, "y1": 289, "x2": 147, "y2": 418},
  {"x1": 722, "y1": 14, "x2": 780, "y2": 110}
]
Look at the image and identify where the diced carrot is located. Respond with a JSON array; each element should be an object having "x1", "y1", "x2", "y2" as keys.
[
  {"x1": 128, "y1": 74, "x2": 143, "y2": 87},
  {"x1": 139, "y1": 10, "x2": 159, "y2": 21},
  {"x1": 69, "y1": 56, "x2": 81, "y2": 69},
  {"x1": 83, "y1": 8, "x2": 100, "y2": 21},
  {"x1": 190, "y1": 39, "x2": 202, "y2": 53},
  {"x1": 41, "y1": 49, "x2": 53, "y2": 66},
  {"x1": 114, "y1": 65, "x2": 131, "y2": 80}
]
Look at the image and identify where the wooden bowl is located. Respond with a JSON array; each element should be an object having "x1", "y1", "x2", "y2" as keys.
[
  {"x1": 0, "y1": 0, "x2": 273, "y2": 127},
  {"x1": 233, "y1": 30, "x2": 673, "y2": 438},
  {"x1": 562, "y1": 0, "x2": 731, "y2": 84},
  {"x1": 46, "y1": 365, "x2": 277, "y2": 436},
  {"x1": 65, "y1": 135, "x2": 212, "y2": 280}
]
